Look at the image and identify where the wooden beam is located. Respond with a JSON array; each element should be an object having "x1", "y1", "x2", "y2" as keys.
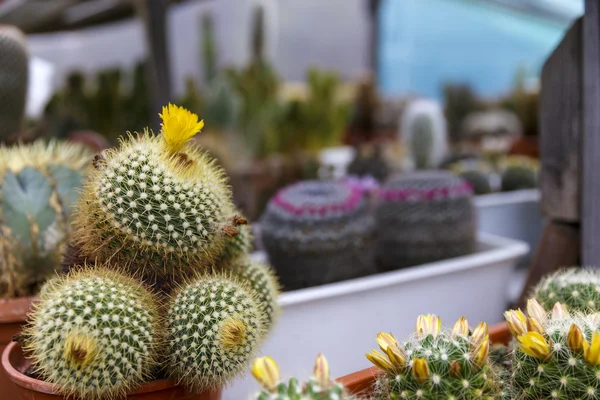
[{"x1": 582, "y1": 0, "x2": 600, "y2": 266}]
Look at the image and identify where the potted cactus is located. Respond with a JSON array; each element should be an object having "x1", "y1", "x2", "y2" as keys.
[{"x1": 1, "y1": 104, "x2": 280, "y2": 399}]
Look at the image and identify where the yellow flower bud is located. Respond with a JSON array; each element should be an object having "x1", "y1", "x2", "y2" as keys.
[
  {"x1": 526, "y1": 317, "x2": 545, "y2": 335},
  {"x1": 159, "y1": 103, "x2": 205, "y2": 153},
  {"x1": 313, "y1": 354, "x2": 330, "y2": 387},
  {"x1": 252, "y1": 356, "x2": 280, "y2": 392},
  {"x1": 518, "y1": 332, "x2": 551, "y2": 360},
  {"x1": 585, "y1": 331, "x2": 600, "y2": 366},
  {"x1": 385, "y1": 345, "x2": 407, "y2": 368},
  {"x1": 567, "y1": 324, "x2": 589, "y2": 354},
  {"x1": 452, "y1": 316, "x2": 469, "y2": 337},
  {"x1": 415, "y1": 314, "x2": 442, "y2": 338},
  {"x1": 526, "y1": 299, "x2": 547, "y2": 324},
  {"x1": 376, "y1": 332, "x2": 399, "y2": 353},
  {"x1": 552, "y1": 302, "x2": 569, "y2": 320},
  {"x1": 366, "y1": 350, "x2": 394, "y2": 371},
  {"x1": 472, "y1": 321, "x2": 489, "y2": 345},
  {"x1": 472, "y1": 334, "x2": 490, "y2": 368},
  {"x1": 412, "y1": 358, "x2": 430, "y2": 384},
  {"x1": 504, "y1": 309, "x2": 527, "y2": 338}
]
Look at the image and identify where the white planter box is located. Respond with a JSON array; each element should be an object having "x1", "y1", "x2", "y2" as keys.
[{"x1": 223, "y1": 232, "x2": 529, "y2": 400}]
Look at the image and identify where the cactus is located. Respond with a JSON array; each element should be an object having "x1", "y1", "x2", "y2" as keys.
[
  {"x1": 505, "y1": 300, "x2": 600, "y2": 399},
  {"x1": 447, "y1": 159, "x2": 495, "y2": 195},
  {"x1": 72, "y1": 104, "x2": 242, "y2": 287},
  {"x1": 0, "y1": 140, "x2": 91, "y2": 298},
  {"x1": 367, "y1": 315, "x2": 507, "y2": 399},
  {"x1": 534, "y1": 267, "x2": 600, "y2": 313},
  {"x1": 201, "y1": 13, "x2": 217, "y2": 84},
  {"x1": 166, "y1": 274, "x2": 267, "y2": 392},
  {"x1": 375, "y1": 171, "x2": 476, "y2": 271},
  {"x1": 231, "y1": 257, "x2": 280, "y2": 328},
  {"x1": 0, "y1": 25, "x2": 28, "y2": 144},
  {"x1": 217, "y1": 213, "x2": 253, "y2": 266},
  {"x1": 252, "y1": 354, "x2": 356, "y2": 400},
  {"x1": 260, "y1": 180, "x2": 375, "y2": 290},
  {"x1": 347, "y1": 143, "x2": 391, "y2": 183},
  {"x1": 23, "y1": 267, "x2": 160, "y2": 400},
  {"x1": 499, "y1": 156, "x2": 538, "y2": 192},
  {"x1": 401, "y1": 99, "x2": 448, "y2": 170}
]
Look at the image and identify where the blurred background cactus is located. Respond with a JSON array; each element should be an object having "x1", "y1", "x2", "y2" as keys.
[
  {"x1": 0, "y1": 141, "x2": 91, "y2": 298},
  {"x1": 0, "y1": 26, "x2": 28, "y2": 144},
  {"x1": 534, "y1": 268, "x2": 600, "y2": 313},
  {"x1": 499, "y1": 155, "x2": 538, "y2": 191},
  {"x1": 447, "y1": 158, "x2": 496, "y2": 195}
]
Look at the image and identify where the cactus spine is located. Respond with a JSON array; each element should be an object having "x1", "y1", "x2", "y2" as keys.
[
  {"x1": 23, "y1": 267, "x2": 160, "y2": 400},
  {"x1": 534, "y1": 267, "x2": 600, "y2": 313},
  {"x1": 0, "y1": 25, "x2": 28, "y2": 143}
]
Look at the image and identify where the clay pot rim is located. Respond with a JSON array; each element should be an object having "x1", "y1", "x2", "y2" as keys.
[
  {"x1": 2, "y1": 341, "x2": 179, "y2": 395},
  {"x1": 0, "y1": 295, "x2": 38, "y2": 323}
]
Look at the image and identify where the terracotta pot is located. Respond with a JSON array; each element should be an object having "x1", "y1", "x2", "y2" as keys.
[
  {"x1": 0, "y1": 296, "x2": 37, "y2": 398},
  {"x1": 337, "y1": 322, "x2": 510, "y2": 396},
  {"x1": 2, "y1": 342, "x2": 222, "y2": 400}
]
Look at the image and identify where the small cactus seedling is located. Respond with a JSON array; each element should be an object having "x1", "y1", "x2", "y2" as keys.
[
  {"x1": 72, "y1": 104, "x2": 242, "y2": 287},
  {"x1": 505, "y1": 300, "x2": 600, "y2": 399},
  {"x1": 252, "y1": 354, "x2": 355, "y2": 400},
  {"x1": 367, "y1": 315, "x2": 507, "y2": 399},
  {"x1": 0, "y1": 140, "x2": 91, "y2": 298},
  {"x1": 534, "y1": 267, "x2": 600, "y2": 314},
  {"x1": 23, "y1": 267, "x2": 160, "y2": 400},
  {"x1": 166, "y1": 274, "x2": 267, "y2": 392}
]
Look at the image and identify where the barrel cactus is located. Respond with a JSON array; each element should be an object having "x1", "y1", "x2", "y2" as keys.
[
  {"x1": 505, "y1": 300, "x2": 600, "y2": 399},
  {"x1": 0, "y1": 25, "x2": 28, "y2": 143},
  {"x1": 166, "y1": 274, "x2": 267, "y2": 392},
  {"x1": 252, "y1": 354, "x2": 356, "y2": 400},
  {"x1": 260, "y1": 179, "x2": 375, "y2": 290},
  {"x1": 0, "y1": 140, "x2": 91, "y2": 298},
  {"x1": 23, "y1": 267, "x2": 160, "y2": 400},
  {"x1": 499, "y1": 156, "x2": 538, "y2": 192},
  {"x1": 375, "y1": 171, "x2": 476, "y2": 271},
  {"x1": 367, "y1": 315, "x2": 507, "y2": 399},
  {"x1": 72, "y1": 104, "x2": 243, "y2": 287},
  {"x1": 534, "y1": 267, "x2": 600, "y2": 313}
]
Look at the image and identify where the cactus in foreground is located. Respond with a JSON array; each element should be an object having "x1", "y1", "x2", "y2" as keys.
[
  {"x1": 375, "y1": 171, "x2": 476, "y2": 271},
  {"x1": 499, "y1": 156, "x2": 538, "y2": 192},
  {"x1": 232, "y1": 257, "x2": 280, "y2": 328},
  {"x1": 23, "y1": 267, "x2": 160, "y2": 400},
  {"x1": 166, "y1": 274, "x2": 266, "y2": 392},
  {"x1": 252, "y1": 354, "x2": 355, "y2": 400},
  {"x1": 0, "y1": 25, "x2": 28, "y2": 143},
  {"x1": 72, "y1": 104, "x2": 242, "y2": 287},
  {"x1": 368, "y1": 315, "x2": 507, "y2": 399},
  {"x1": 260, "y1": 180, "x2": 375, "y2": 290},
  {"x1": 0, "y1": 140, "x2": 91, "y2": 298},
  {"x1": 534, "y1": 267, "x2": 600, "y2": 313},
  {"x1": 505, "y1": 300, "x2": 600, "y2": 399}
]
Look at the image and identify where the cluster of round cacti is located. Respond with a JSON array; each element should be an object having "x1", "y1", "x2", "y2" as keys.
[
  {"x1": 375, "y1": 170, "x2": 476, "y2": 271},
  {"x1": 367, "y1": 315, "x2": 507, "y2": 399},
  {"x1": 498, "y1": 155, "x2": 538, "y2": 192},
  {"x1": 260, "y1": 179, "x2": 375, "y2": 290},
  {"x1": 533, "y1": 267, "x2": 600, "y2": 313}
]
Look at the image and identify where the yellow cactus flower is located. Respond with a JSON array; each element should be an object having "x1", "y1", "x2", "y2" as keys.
[
  {"x1": 472, "y1": 321, "x2": 489, "y2": 345},
  {"x1": 159, "y1": 103, "x2": 205, "y2": 153},
  {"x1": 385, "y1": 345, "x2": 407, "y2": 368},
  {"x1": 552, "y1": 302, "x2": 569, "y2": 320},
  {"x1": 526, "y1": 299, "x2": 547, "y2": 324},
  {"x1": 518, "y1": 332, "x2": 551, "y2": 360},
  {"x1": 567, "y1": 324, "x2": 589, "y2": 354},
  {"x1": 504, "y1": 309, "x2": 527, "y2": 338},
  {"x1": 526, "y1": 317, "x2": 545, "y2": 335},
  {"x1": 585, "y1": 331, "x2": 600, "y2": 366},
  {"x1": 252, "y1": 356, "x2": 280, "y2": 392},
  {"x1": 376, "y1": 332, "x2": 399, "y2": 352},
  {"x1": 366, "y1": 349, "x2": 394, "y2": 371},
  {"x1": 412, "y1": 358, "x2": 430, "y2": 384},
  {"x1": 452, "y1": 316, "x2": 469, "y2": 337},
  {"x1": 313, "y1": 354, "x2": 330, "y2": 387},
  {"x1": 416, "y1": 314, "x2": 442, "y2": 338},
  {"x1": 472, "y1": 334, "x2": 490, "y2": 368}
]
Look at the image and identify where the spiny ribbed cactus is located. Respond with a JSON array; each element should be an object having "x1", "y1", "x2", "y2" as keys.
[
  {"x1": 367, "y1": 315, "x2": 507, "y2": 399},
  {"x1": 448, "y1": 159, "x2": 495, "y2": 195},
  {"x1": 166, "y1": 274, "x2": 266, "y2": 392},
  {"x1": 252, "y1": 354, "x2": 356, "y2": 400},
  {"x1": 231, "y1": 257, "x2": 280, "y2": 328},
  {"x1": 0, "y1": 25, "x2": 28, "y2": 143},
  {"x1": 260, "y1": 180, "x2": 375, "y2": 290},
  {"x1": 505, "y1": 299, "x2": 600, "y2": 399},
  {"x1": 0, "y1": 140, "x2": 91, "y2": 298},
  {"x1": 375, "y1": 171, "x2": 476, "y2": 271},
  {"x1": 217, "y1": 212, "x2": 253, "y2": 266},
  {"x1": 23, "y1": 267, "x2": 160, "y2": 400},
  {"x1": 534, "y1": 268, "x2": 600, "y2": 313},
  {"x1": 499, "y1": 156, "x2": 538, "y2": 192},
  {"x1": 72, "y1": 104, "x2": 243, "y2": 288},
  {"x1": 401, "y1": 99, "x2": 448, "y2": 170}
]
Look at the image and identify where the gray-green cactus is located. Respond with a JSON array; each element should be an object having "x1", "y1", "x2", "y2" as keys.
[{"x1": 0, "y1": 25, "x2": 28, "y2": 143}]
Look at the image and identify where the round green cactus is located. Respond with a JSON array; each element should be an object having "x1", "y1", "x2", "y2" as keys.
[
  {"x1": 73, "y1": 104, "x2": 243, "y2": 287},
  {"x1": 534, "y1": 268, "x2": 600, "y2": 313},
  {"x1": 506, "y1": 301, "x2": 600, "y2": 399},
  {"x1": 231, "y1": 257, "x2": 280, "y2": 328},
  {"x1": 367, "y1": 315, "x2": 507, "y2": 399},
  {"x1": 499, "y1": 156, "x2": 538, "y2": 192},
  {"x1": 166, "y1": 274, "x2": 267, "y2": 392},
  {"x1": 23, "y1": 267, "x2": 160, "y2": 400}
]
